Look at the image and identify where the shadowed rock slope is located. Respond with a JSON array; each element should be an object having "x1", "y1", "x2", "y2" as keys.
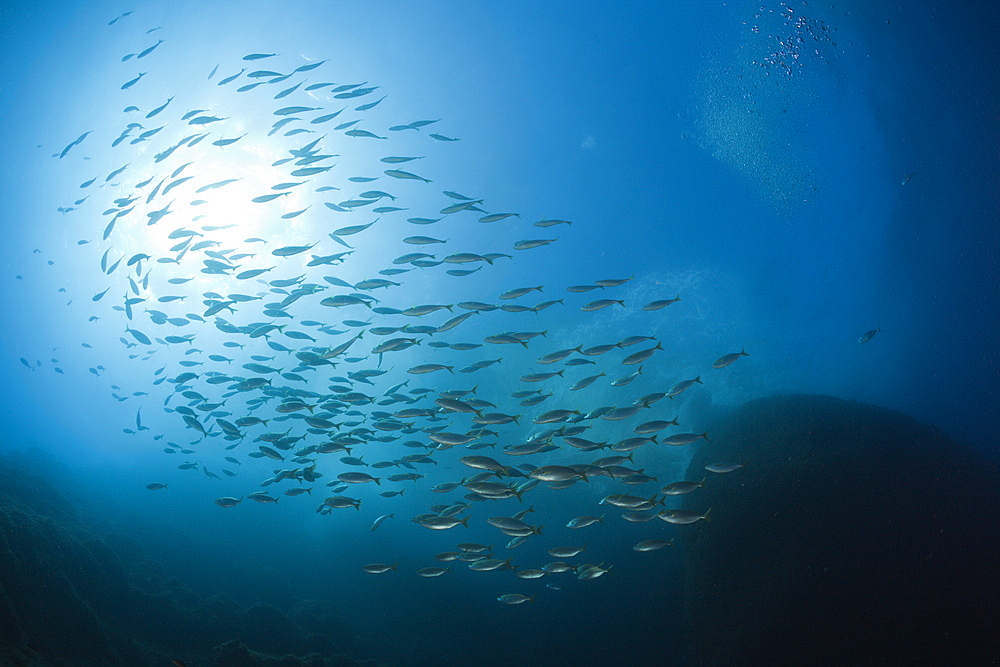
[
  {"x1": 681, "y1": 394, "x2": 1000, "y2": 665},
  {"x1": 0, "y1": 454, "x2": 381, "y2": 667}
]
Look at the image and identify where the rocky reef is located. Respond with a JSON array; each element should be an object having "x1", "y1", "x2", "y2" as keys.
[
  {"x1": 0, "y1": 453, "x2": 382, "y2": 667},
  {"x1": 681, "y1": 394, "x2": 1000, "y2": 664}
]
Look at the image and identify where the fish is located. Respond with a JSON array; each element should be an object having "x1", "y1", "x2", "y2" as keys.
[
  {"x1": 660, "y1": 432, "x2": 708, "y2": 446},
  {"x1": 382, "y1": 156, "x2": 424, "y2": 164},
  {"x1": 370, "y1": 514, "x2": 395, "y2": 531},
  {"x1": 662, "y1": 478, "x2": 706, "y2": 495},
  {"x1": 403, "y1": 236, "x2": 447, "y2": 245},
  {"x1": 275, "y1": 105, "x2": 320, "y2": 116},
  {"x1": 567, "y1": 515, "x2": 604, "y2": 529},
  {"x1": 530, "y1": 466, "x2": 580, "y2": 482},
  {"x1": 389, "y1": 118, "x2": 439, "y2": 131},
  {"x1": 479, "y1": 213, "x2": 519, "y2": 223},
  {"x1": 634, "y1": 419, "x2": 679, "y2": 434},
  {"x1": 460, "y1": 456, "x2": 508, "y2": 475},
  {"x1": 402, "y1": 304, "x2": 452, "y2": 317},
  {"x1": 125, "y1": 328, "x2": 151, "y2": 345},
  {"x1": 642, "y1": 295, "x2": 681, "y2": 311},
  {"x1": 407, "y1": 364, "x2": 453, "y2": 375},
  {"x1": 537, "y1": 346, "x2": 582, "y2": 364},
  {"x1": 213, "y1": 134, "x2": 248, "y2": 147},
  {"x1": 499, "y1": 286, "x2": 543, "y2": 300},
  {"x1": 520, "y1": 370, "x2": 564, "y2": 383},
  {"x1": 339, "y1": 472, "x2": 381, "y2": 485},
  {"x1": 658, "y1": 509, "x2": 712, "y2": 524},
  {"x1": 323, "y1": 496, "x2": 361, "y2": 510},
  {"x1": 858, "y1": 329, "x2": 880, "y2": 343},
  {"x1": 513, "y1": 239, "x2": 556, "y2": 250},
  {"x1": 418, "y1": 516, "x2": 470, "y2": 530},
  {"x1": 384, "y1": 169, "x2": 431, "y2": 182},
  {"x1": 581, "y1": 299, "x2": 625, "y2": 311},
  {"x1": 594, "y1": 276, "x2": 632, "y2": 287},
  {"x1": 331, "y1": 220, "x2": 378, "y2": 237},
  {"x1": 136, "y1": 39, "x2": 164, "y2": 59},
  {"x1": 633, "y1": 539, "x2": 674, "y2": 551},
  {"x1": 107, "y1": 10, "x2": 132, "y2": 26},
  {"x1": 429, "y1": 432, "x2": 479, "y2": 447},
  {"x1": 705, "y1": 462, "x2": 746, "y2": 474},
  {"x1": 105, "y1": 163, "x2": 130, "y2": 181},
  {"x1": 58, "y1": 130, "x2": 92, "y2": 158},
  {"x1": 666, "y1": 376, "x2": 703, "y2": 398},
  {"x1": 120, "y1": 72, "x2": 146, "y2": 90},
  {"x1": 272, "y1": 243, "x2": 317, "y2": 257},
  {"x1": 347, "y1": 129, "x2": 386, "y2": 139},
  {"x1": 622, "y1": 342, "x2": 663, "y2": 365},
  {"x1": 294, "y1": 59, "x2": 328, "y2": 73},
  {"x1": 362, "y1": 563, "x2": 397, "y2": 574},
  {"x1": 570, "y1": 372, "x2": 606, "y2": 391},
  {"x1": 713, "y1": 349, "x2": 749, "y2": 368},
  {"x1": 469, "y1": 558, "x2": 513, "y2": 571}
]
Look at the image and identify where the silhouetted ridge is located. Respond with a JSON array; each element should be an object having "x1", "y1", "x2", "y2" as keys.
[{"x1": 682, "y1": 394, "x2": 1000, "y2": 664}]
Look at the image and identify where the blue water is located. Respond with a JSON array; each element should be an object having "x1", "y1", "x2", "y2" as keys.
[{"x1": 0, "y1": 1, "x2": 996, "y2": 665}]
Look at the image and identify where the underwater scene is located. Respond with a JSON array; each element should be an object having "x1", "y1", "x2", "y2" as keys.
[{"x1": 0, "y1": 1, "x2": 997, "y2": 665}]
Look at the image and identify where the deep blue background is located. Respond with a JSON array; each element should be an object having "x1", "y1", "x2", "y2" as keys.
[{"x1": 0, "y1": 1, "x2": 996, "y2": 664}]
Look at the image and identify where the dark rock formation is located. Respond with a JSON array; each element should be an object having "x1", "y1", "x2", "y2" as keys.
[
  {"x1": 681, "y1": 394, "x2": 1000, "y2": 665},
  {"x1": 214, "y1": 639, "x2": 380, "y2": 667},
  {"x1": 0, "y1": 453, "x2": 379, "y2": 667}
]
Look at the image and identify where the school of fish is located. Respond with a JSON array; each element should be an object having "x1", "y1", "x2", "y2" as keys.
[{"x1": 41, "y1": 11, "x2": 757, "y2": 606}]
